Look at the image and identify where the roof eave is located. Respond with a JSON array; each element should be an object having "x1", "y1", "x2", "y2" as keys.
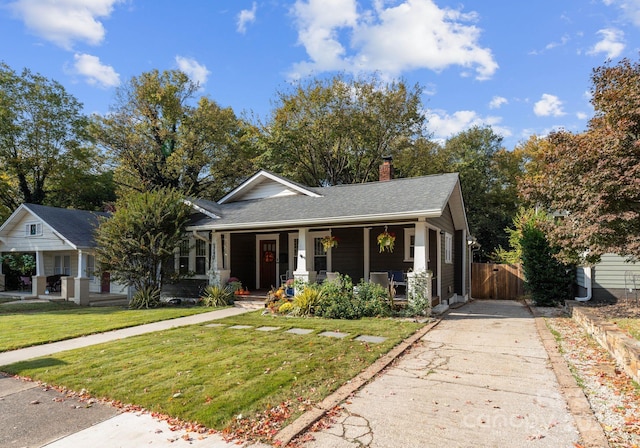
[{"x1": 186, "y1": 209, "x2": 443, "y2": 232}]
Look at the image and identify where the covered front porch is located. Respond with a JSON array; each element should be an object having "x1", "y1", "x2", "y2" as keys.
[{"x1": 200, "y1": 220, "x2": 469, "y2": 305}]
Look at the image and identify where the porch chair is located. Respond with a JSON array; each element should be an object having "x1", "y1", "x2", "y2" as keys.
[
  {"x1": 369, "y1": 272, "x2": 390, "y2": 290},
  {"x1": 325, "y1": 272, "x2": 341, "y2": 285},
  {"x1": 280, "y1": 270, "x2": 292, "y2": 286},
  {"x1": 19, "y1": 276, "x2": 32, "y2": 291}
]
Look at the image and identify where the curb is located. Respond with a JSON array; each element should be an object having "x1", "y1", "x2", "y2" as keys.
[
  {"x1": 526, "y1": 302, "x2": 610, "y2": 448},
  {"x1": 273, "y1": 310, "x2": 450, "y2": 446}
]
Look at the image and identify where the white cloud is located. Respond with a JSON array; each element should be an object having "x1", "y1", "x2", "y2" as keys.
[
  {"x1": 489, "y1": 96, "x2": 507, "y2": 109},
  {"x1": 72, "y1": 53, "x2": 120, "y2": 88},
  {"x1": 576, "y1": 112, "x2": 588, "y2": 120},
  {"x1": 237, "y1": 2, "x2": 257, "y2": 34},
  {"x1": 7, "y1": 0, "x2": 123, "y2": 50},
  {"x1": 175, "y1": 56, "x2": 210, "y2": 87},
  {"x1": 534, "y1": 94, "x2": 565, "y2": 117},
  {"x1": 290, "y1": 0, "x2": 497, "y2": 80},
  {"x1": 588, "y1": 28, "x2": 625, "y2": 58},
  {"x1": 425, "y1": 109, "x2": 510, "y2": 141},
  {"x1": 604, "y1": 0, "x2": 640, "y2": 27}
]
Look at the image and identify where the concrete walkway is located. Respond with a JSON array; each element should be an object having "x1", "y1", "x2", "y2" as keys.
[{"x1": 299, "y1": 300, "x2": 593, "y2": 448}]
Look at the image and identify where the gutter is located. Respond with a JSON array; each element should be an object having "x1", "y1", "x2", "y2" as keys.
[{"x1": 575, "y1": 266, "x2": 592, "y2": 302}]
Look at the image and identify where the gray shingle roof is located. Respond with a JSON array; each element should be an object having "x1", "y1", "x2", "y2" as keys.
[
  {"x1": 24, "y1": 204, "x2": 109, "y2": 248},
  {"x1": 189, "y1": 173, "x2": 461, "y2": 230}
]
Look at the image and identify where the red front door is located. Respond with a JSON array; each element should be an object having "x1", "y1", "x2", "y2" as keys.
[{"x1": 260, "y1": 240, "x2": 277, "y2": 289}]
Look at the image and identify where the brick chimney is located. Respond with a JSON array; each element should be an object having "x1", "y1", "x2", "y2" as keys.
[{"x1": 379, "y1": 156, "x2": 394, "y2": 181}]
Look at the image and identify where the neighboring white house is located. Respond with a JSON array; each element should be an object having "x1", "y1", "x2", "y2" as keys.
[{"x1": 0, "y1": 204, "x2": 127, "y2": 304}]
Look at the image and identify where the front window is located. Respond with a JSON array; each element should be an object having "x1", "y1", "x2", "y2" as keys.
[
  {"x1": 54, "y1": 255, "x2": 70, "y2": 275},
  {"x1": 404, "y1": 228, "x2": 415, "y2": 261},
  {"x1": 445, "y1": 232, "x2": 453, "y2": 264},
  {"x1": 314, "y1": 237, "x2": 327, "y2": 272},
  {"x1": 195, "y1": 239, "x2": 207, "y2": 275}
]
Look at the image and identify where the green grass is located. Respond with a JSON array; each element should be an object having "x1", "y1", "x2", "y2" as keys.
[
  {"x1": 1, "y1": 311, "x2": 422, "y2": 431},
  {"x1": 0, "y1": 303, "x2": 216, "y2": 352},
  {"x1": 612, "y1": 318, "x2": 640, "y2": 341}
]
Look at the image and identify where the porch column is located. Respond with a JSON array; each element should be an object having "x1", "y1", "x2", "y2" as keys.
[
  {"x1": 363, "y1": 227, "x2": 371, "y2": 282},
  {"x1": 211, "y1": 232, "x2": 230, "y2": 286},
  {"x1": 294, "y1": 228, "x2": 311, "y2": 284},
  {"x1": 74, "y1": 250, "x2": 90, "y2": 305},
  {"x1": 413, "y1": 221, "x2": 428, "y2": 272},
  {"x1": 408, "y1": 220, "x2": 431, "y2": 306},
  {"x1": 33, "y1": 250, "x2": 46, "y2": 296}
]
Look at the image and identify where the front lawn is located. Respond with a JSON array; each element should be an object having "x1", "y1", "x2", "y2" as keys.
[
  {"x1": 2, "y1": 311, "x2": 423, "y2": 435},
  {"x1": 0, "y1": 303, "x2": 215, "y2": 352}
]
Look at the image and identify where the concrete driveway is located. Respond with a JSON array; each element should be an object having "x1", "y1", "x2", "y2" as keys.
[{"x1": 300, "y1": 300, "x2": 587, "y2": 448}]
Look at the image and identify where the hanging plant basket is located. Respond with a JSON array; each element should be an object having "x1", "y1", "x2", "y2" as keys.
[
  {"x1": 321, "y1": 235, "x2": 338, "y2": 252},
  {"x1": 377, "y1": 227, "x2": 396, "y2": 253}
]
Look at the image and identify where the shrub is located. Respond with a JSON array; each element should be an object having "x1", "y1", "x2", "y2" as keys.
[
  {"x1": 200, "y1": 285, "x2": 234, "y2": 307},
  {"x1": 521, "y1": 222, "x2": 574, "y2": 306},
  {"x1": 291, "y1": 285, "x2": 323, "y2": 317},
  {"x1": 278, "y1": 301, "x2": 293, "y2": 314},
  {"x1": 316, "y1": 274, "x2": 392, "y2": 319},
  {"x1": 129, "y1": 285, "x2": 161, "y2": 309}
]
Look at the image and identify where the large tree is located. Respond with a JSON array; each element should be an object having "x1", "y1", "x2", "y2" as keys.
[
  {"x1": 256, "y1": 74, "x2": 426, "y2": 186},
  {"x1": 523, "y1": 58, "x2": 640, "y2": 262},
  {"x1": 91, "y1": 69, "x2": 256, "y2": 199},
  {"x1": 0, "y1": 62, "x2": 109, "y2": 216},
  {"x1": 439, "y1": 126, "x2": 521, "y2": 261}
]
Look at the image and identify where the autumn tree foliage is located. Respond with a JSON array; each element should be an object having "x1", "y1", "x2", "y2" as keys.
[{"x1": 523, "y1": 58, "x2": 640, "y2": 262}]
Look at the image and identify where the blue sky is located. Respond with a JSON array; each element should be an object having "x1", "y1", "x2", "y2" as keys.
[{"x1": 1, "y1": 0, "x2": 639, "y2": 150}]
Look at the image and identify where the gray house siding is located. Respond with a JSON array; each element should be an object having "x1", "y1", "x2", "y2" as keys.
[
  {"x1": 587, "y1": 253, "x2": 640, "y2": 300},
  {"x1": 429, "y1": 205, "x2": 457, "y2": 301}
]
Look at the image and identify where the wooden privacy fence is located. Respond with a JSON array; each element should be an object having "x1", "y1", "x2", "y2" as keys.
[{"x1": 472, "y1": 263, "x2": 525, "y2": 300}]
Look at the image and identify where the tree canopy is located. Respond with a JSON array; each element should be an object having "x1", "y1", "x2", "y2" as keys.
[
  {"x1": 255, "y1": 74, "x2": 426, "y2": 186},
  {"x1": 91, "y1": 69, "x2": 257, "y2": 199},
  {"x1": 0, "y1": 62, "x2": 111, "y2": 219},
  {"x1": 523, "y1": 58, "x2": 640, "y2": 262}
]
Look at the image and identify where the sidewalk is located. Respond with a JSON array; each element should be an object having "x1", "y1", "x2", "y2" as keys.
[{"x1": 297, "y1": 300, "x2": 606, "y2": 448}]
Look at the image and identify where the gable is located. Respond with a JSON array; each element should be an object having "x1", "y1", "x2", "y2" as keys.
[
  {"x1": 0, "y1": 206, "x2": 67, "y2": 252},
  {"x1": 218, "y1": 170, "x2": 321, "y2": 204}
]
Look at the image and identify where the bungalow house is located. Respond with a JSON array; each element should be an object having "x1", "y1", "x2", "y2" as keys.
[
  {"x1": 0, "y1": 204, "x2": 128, "y2": 304},
  {"x1": 169, "y1": 162, "x2": 472, "y2": 306},
  {"x1": 0, "y1": 161, "x2": 472, "y2": 306}
]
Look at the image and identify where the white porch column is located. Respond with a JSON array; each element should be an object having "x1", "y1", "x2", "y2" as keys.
[
  {"x1": 211, "y1": 232, "x2": 230, "y2": 286},
  {"x1": 74, "y1": 250, "x2": 90, "y2": 305},
  {"x1": 413, "y1": 221, "x2": 428, "y2": 272},
  {"x1": 408, "y1": 220, "x2": 431, "y2": 307},
  {"x1": 33, "y1": 251, "x2": 46, "y2": 296},
  {"x1": 294, "y1": 228, "x2": 311, "y2": 284}
]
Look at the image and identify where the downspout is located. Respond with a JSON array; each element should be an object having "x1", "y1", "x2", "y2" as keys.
[{"x1": 575, "y1": 266, "x2": 592, "y2": 302}]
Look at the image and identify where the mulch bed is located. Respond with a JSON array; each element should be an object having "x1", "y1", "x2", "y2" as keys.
[{"x1": 574, "y1": 297, "x2": 640, "y2": 320}]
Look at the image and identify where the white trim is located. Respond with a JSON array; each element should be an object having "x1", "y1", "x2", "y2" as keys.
[
  {"x1": 219, "y1": 170, "x2": 321, "y2": 204},
  {"x1": 404, "y1": 228, "x2": 415, "y2": 262},
  {"x1": 183, "y1": 200, "x2": 220, "y2": 219}
]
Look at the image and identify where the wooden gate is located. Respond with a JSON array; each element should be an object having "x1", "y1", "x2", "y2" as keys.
[{"x1": 472, "y1": 263, "x2": 524, "y2": 300}]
